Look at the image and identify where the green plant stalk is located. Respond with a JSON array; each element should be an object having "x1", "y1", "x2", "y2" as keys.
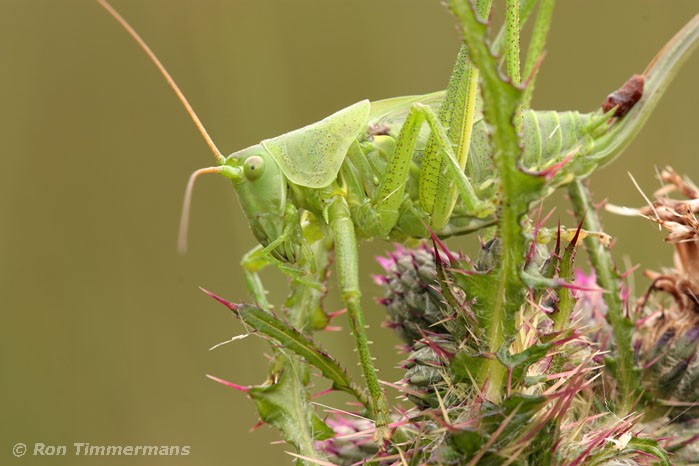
[
  {"x1": 448, "y1": 0, "x2": 531, "y2": 402},
  {"x1": 552, "y1": 229, "x2": 577, "y2": 331},
  {"x1": 567, "y1": 180, "x2": 639, "y2": 413},
  {"x1": 506, "y1": 0, "x2": 524, "y2": 135},
  {"x1": 474, "y1": 0, "x2": 493, "y2": 18},
  {"x1": 521, "y1": 0, "x2": 556, "y2": 108},
  {"x1": 506, "y1": 0, "x2": 522, "y2": 85},
  {"x1": 492, "y1": 0, "x2": 539, "y2": 57}
]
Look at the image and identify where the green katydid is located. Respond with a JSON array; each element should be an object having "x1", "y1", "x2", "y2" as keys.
[{"x1": 97, "y1": 0, "x2": 699, "y2": 440}]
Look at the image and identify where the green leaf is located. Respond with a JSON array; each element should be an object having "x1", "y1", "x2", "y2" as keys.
[
  {"x1": 496, "y1": 338, "x2": 553, "y2": 386},
  {"x1": 525, "y1": 420, "x2": 557, "y2": 465},
  {"x1": 448, "y1": 429, "x2": 519, "y2": 466},
  {"x1": 203, "y1": 289, "x2": 368, "y2": 407},
  {"x1": 625, "y1": 437, "x2": 671, "y2": 466},
  {"x1": 451, "y1": 349, "x2": 486, "y2": 383},
  {"x1": 480, "y1": 394, "x2": 548, "y2": 448},
  {"x1": 449, "y1": 429, "x2": 484, "y2": 457},
  {"x1": 448, "y1": 395, "x2": 547, "y2": 463},
  {"x1": 586, "y1": 436, "x2": 671, "y2": 466},
  {"x1": 249, "y1": 354, "x2": 333, "y2": 465}
]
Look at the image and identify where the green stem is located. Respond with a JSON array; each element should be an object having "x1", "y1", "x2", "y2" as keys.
[
  {"x1": 474, "y1": 0, "x2": 492, "y2": 18},
  {"x1": 552, "y1": 235, "x2": 575, "y2": 331},
  {"x1": 448, "y1": 0, "x2": 529, "y2": 402},
  {"x1": 506, "y1": 0, "x2": 521, "y2": 85},
  {"x1": 567, "y1": 180, "x2": 639, "y2": 413},
  {"x1": 492, "y1": 0, "x2": 539, "y2": 56},
  {"x1": 506, "y1": 0, "x2": 524, "y2": 135}
]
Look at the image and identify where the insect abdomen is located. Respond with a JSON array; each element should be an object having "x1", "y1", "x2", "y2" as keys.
[
  {"x1": 520, "y1": 110, "x2": 608, "y2": 173},
  {"x1": 463, "y1": 109, "x2": 609, "y2": 200}
]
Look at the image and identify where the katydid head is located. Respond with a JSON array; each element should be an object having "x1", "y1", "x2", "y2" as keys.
[
  {"x1": 224, "y1": 144, "x2": 291, "y2": 258},
  {"x1": 178, "y1": 144, "x2": 296, "y2": 261},
  {"x1": 98, "y1": 0, "x2": 308, "y2": 264}
]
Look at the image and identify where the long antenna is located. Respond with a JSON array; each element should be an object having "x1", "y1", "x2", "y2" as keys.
[
  {"x1": 178, "y1": 166, "x2": 224, "y2": 254},
  {"x1": 97, "y1": 0, "x2": 225, "y2": 164}
]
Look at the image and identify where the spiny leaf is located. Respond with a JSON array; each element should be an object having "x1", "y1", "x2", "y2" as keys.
[
  {"x1": 496, "y1": 338, "x2": 553, "y2": 387},
  {"x1": 202, "y1": 289, "x2": 368, "y2": 407},
  {"x1": 448, "y1": 394, "x2": 547, "y2": 463},
  {"x1": 480, "y1": 394, "x2": 548, "y2": 449},
  {"x1": 449, "y1": 429, "x2": 484, "y2": 457},
  {"x1": 625, "y1": 437, "x2": 671, "y2": 466},
  {"x1": 451, "y1": 349, "x2": 486, "y2": 383},
  {"x1": 248, "y1": 354, "x2": 333, "y2": 465}
]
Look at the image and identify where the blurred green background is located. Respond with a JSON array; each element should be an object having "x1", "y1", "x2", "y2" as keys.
[{"x1": 2, "y1": 1, "x2": 698, "y2": 465}]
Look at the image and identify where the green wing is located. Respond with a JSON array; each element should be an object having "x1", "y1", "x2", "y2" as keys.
[
  {"x1": 262, "y1": 100, "x2": 370, "y2": 189},
  {"x1": 367, "y1": 91, "x2": 446, "y2": 136}
]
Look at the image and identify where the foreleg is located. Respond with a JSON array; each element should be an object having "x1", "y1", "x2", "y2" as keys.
[{"x1": 240, "y1": 225, "x2": 321, "y2": 311}]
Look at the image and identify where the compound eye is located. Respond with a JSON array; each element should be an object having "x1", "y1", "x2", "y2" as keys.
[{"x1": 243, "y1": 155, "x2": 265, "y2": 180}]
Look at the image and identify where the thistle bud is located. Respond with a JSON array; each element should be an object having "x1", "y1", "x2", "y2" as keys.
[
  {"x1": 404, "y1": 336, "x2": 457, "y2": 408},
  {"x1": 375, "y1": 244, "x2": 451, "y2": 344},
  {"x1": 314, "y1": 415, "x2": 378, "y2": 465}
]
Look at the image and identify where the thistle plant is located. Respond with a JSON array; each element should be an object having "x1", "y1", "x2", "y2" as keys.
[
  {"x1": 632, "y1": 169, "x2": 699, "y2": 406},
  {"x1": 197, "y1": 1, "x2": 699, "y2": 464}
]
